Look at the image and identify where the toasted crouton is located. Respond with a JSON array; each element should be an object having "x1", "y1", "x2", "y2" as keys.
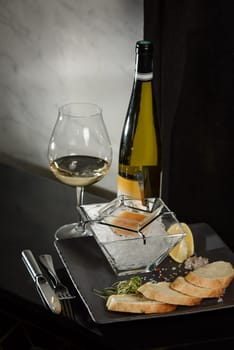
[
  {"x1": 138, "y1": 281, "x2": 202, "y2": 306},
  {"x1": 106, "y1": 293, "x2": 176, "y2": 314},
  {"x1": 185, "y1": 261, "x2": 234, "y2": 289},
  {"x1": 170, "y1": 276, "x2": 224, "y2": 298}
]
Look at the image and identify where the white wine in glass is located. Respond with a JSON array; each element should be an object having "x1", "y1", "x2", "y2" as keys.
[{"x1": 48, "y1": 102, "x2": 112, "y2": 240}]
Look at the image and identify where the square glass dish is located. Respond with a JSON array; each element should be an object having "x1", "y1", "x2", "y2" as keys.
[{"x1": 82, "y1": 196, "x2": 186, "y2": 276}]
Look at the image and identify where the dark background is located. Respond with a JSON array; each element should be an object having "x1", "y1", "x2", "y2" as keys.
[{"x1": 144, "y1": 0, "x2": 234, "y2": 250}]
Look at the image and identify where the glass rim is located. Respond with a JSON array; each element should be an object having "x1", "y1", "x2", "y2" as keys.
[{"x1": 59, "y1": 102, "x2": 102, "y2": 118}]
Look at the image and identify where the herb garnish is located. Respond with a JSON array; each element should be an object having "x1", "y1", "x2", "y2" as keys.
[{"x1": 93, "y1": 276, "x2": 142, "y2": 299}]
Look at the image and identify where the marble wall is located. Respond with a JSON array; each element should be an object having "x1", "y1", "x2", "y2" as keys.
[{"x1": 0, "y1": 0, "x2": 143, "y2": 194}]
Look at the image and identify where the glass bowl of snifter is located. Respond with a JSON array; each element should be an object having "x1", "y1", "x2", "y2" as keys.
[{"x1": 82, "y1": 195, "x2": 186, "y2": 276}]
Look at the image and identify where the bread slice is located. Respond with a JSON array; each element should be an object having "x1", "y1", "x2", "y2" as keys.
[
  {"x1": 185, "y1": 261, "x2": 234, "y2": 289},
  {"x1": 170, "y1": 276, "x2": 224, "y2": 298},
  {"x1": 138, "y1": 281, "x2": 202, "y2": 306},
  {"x1": 106, "y1": 293, "x2": 177, "y2": 314}
]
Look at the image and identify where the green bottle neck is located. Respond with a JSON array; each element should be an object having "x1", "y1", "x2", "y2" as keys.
[{"x1": 135, "y1": 46, "x2": 153, "y2": 81}]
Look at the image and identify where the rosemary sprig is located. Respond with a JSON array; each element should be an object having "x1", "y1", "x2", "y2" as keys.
[{"x1": 93, "y1": 276, "x2": 142, "y2": 299}]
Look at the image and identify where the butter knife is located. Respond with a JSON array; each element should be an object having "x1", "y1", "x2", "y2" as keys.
[{"x1": 22, "y1": 249, "x2": 61, "y2": 315}]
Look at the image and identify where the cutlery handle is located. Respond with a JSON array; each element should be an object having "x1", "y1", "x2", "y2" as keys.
[
  {"x1": 22, "y1": 250, "x2": 62, "y2": 315},
  {"x1": 22, "y1": 249, "x2": 43, "y2": 282},
  {"x1": 39, "y1": 254, "x2": 59, "y2": 286}
]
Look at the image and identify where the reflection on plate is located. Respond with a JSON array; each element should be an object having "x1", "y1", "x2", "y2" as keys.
[{"x1": 54, "y1": 223, "x2": 234, "y2": 325}]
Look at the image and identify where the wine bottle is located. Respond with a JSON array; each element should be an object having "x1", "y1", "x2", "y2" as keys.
[{"x1": 117, "y1": 40, "x2": 162, "y2": 201}]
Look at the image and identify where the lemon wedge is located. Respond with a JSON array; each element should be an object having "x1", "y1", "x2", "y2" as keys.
[{"x1": 167, "y1": 222, "x2": 194, "y2": 263}]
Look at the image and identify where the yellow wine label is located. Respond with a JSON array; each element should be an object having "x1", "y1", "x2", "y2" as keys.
[{"x1": 117, "y1": 175, "x2": 141, "y2": 199}]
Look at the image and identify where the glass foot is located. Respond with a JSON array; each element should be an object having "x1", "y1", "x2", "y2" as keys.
[{"x1": 54, "y1": 222, "x2": 93, "y2": 240}]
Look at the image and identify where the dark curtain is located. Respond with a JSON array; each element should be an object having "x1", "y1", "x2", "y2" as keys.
[{"x1": 144, "y1": 0, "x2": 234, "y2": 249}]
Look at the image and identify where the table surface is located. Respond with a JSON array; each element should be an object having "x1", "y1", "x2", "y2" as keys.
[{"x1": 0, "y1": 161, "x2": 233, "y2": 349}]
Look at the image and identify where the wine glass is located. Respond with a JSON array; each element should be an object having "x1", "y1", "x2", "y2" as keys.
[{"x1": 48, "y1": 102, "x2": 112, "y2": 240}]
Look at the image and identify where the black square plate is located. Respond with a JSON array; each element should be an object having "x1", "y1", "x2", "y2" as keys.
[{"x1": 55, "y1": 223, "x2": 234, "y2": 324}]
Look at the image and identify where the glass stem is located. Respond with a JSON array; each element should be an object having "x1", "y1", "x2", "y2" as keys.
[{"x1": 76, "y1": 186, "x2": 85, "y2": 230}]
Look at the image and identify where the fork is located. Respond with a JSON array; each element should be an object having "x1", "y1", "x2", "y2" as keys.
[{"x1": 39, "y1": 254, "x2": 76, "y2": 320}]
